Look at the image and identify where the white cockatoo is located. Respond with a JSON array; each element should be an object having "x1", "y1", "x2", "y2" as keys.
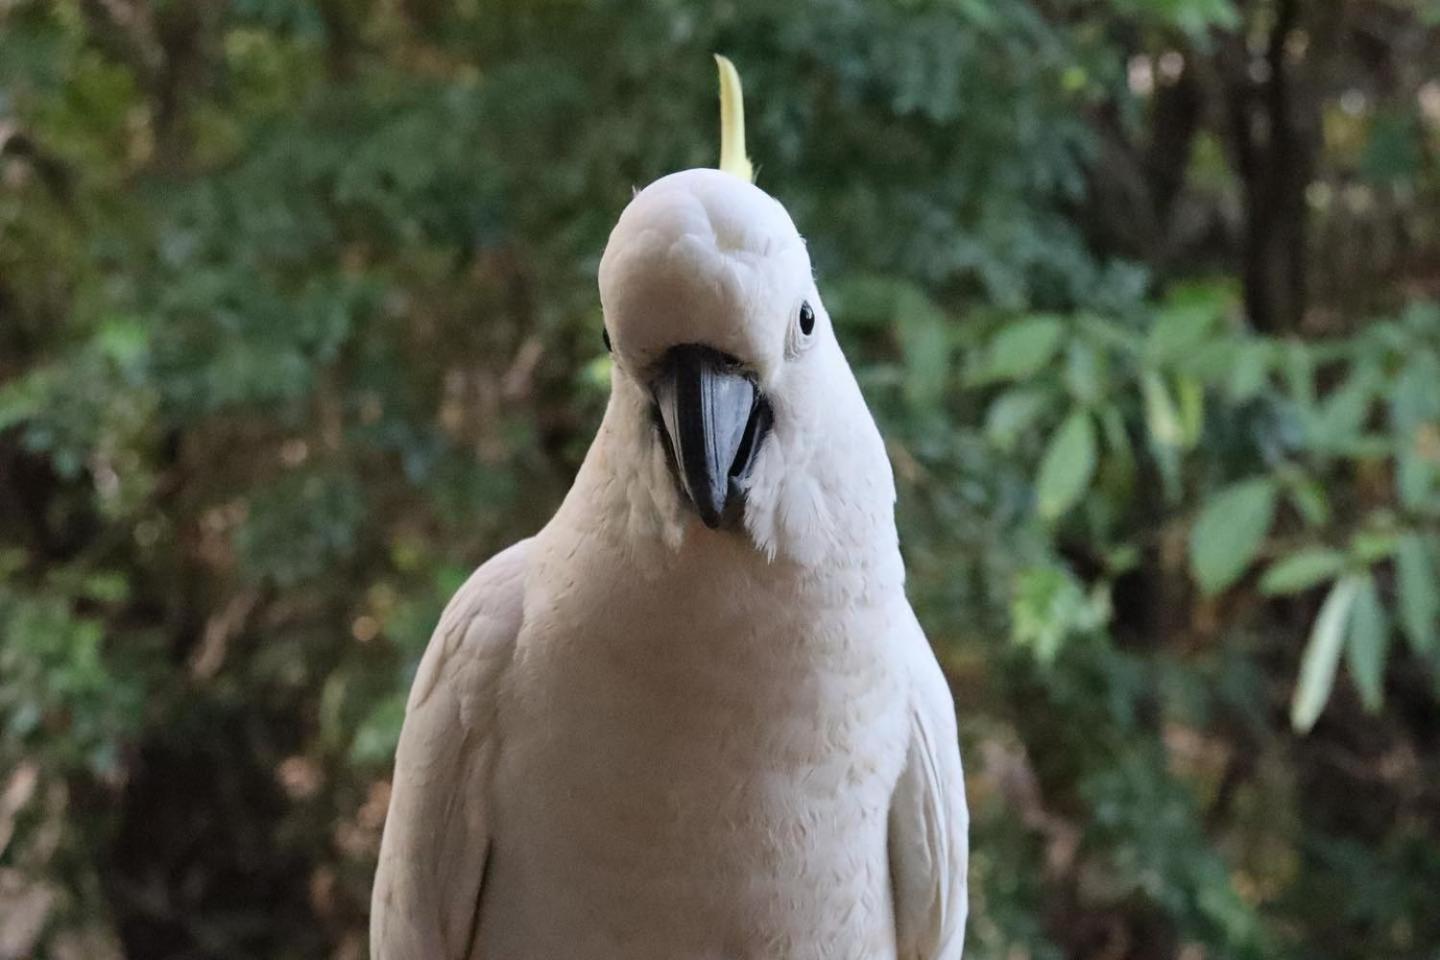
[{"x1": 371, "y1": 56, "x2": 968, "y2": 960}]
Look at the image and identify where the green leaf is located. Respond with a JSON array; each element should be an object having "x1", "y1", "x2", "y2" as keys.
[
  {"x1": 94, "y1": 315, "x2": 150, "y2": 371},
  {"x1": 1142, "y1": 370, "x2": 1183, "y2": 447},
  {"x1": 1396, "y1": 447, "x2": 1438, "y2": 511},
  {"x1": 985, "y1": 315, "x2": 1065, "y2": 382},
  {"x1": 77, "y1": 572, "x2": 129, "y2": 604},
  {"x1": 897, "y1": 286, "x2": 951, "y2": 410},
  {"x1": 1390, "y1": 356, "x2": 1440, "y2": 509},
  {"x1": 1110, "y1": 0, "x2": 1240, "y2": 34},
  {"x1": 1283, "y1": 342, "x2": 1316, "y2": 411},
  {"x1": 1098, "y1": 403, "x2": 1133, "y2": 465},
  {"x1": 1175, "y1": 373, "x2": 1204, "y2": 448},
  {"x1": 1291, "y1": 575, "x2": 1363, "y2": 733},
  {"x1": 1350, "y1": 528, "x2": 1401, "y2": 565},
  {"x1": 1063, "y1": 340, "x2": 1106, "y2": 406},
  {"x1": 1035, "y1": 409, "x2": 1098, "y2": 521},
  {"x1": 1146, "y1": 293, "x2": 1224, "y2": 363},
  {"x1": 1189, "y1": 478, "x2": 1277, "y2": 594},
  {"x1": 985, "y1": 388, "x2": 1051, "y2": 452},
  {"x1": 1011, "y1": 563, "x2": 1110, "y2": 664},
  {"x1": 1260, "y1": 548, "x2": 1347, "y2": 595},
  {"x1": 1389, "y1": 352, "x2": 1440, "y2": 433},
  {"x1": 1344, "y1": 573, "x2": 1388, "y2": 713},
  {"x1": 829, "y1": 275, "x2": 915, "y2": 331},
  {"x1": 1312, "y1": 363, "x2": 1380, "y2": 448},
  {"x1": 1283, "y1": 473, "x2": 1331, "y2": 527},
  {"x1": 1227, "y1": 341, "x2": 1272, "y2": 401},
  {"x1": 1396, "y1": 534, "x2": 1439, "y2": 653}
]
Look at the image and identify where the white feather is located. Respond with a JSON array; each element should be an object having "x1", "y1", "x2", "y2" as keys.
[
  {"x1": 371, "y1": 540, "x2": 530, "y2": 959},
  {"x1": 372, "y1": 168, "x2": 969, "y2": 959}
]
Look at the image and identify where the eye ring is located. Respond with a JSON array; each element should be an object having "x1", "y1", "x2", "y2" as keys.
[{"x1": 798, "y1": 301, "x2": 815, "y2": 336}]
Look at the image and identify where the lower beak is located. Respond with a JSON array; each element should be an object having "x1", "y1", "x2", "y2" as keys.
[{"x1": 652, "y1": 345, "x2": 771, "y2": 529}]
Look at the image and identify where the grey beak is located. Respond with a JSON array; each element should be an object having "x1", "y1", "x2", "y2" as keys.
[{"x1": 652, "y1": 345, "x2": 770, "y2": 529}]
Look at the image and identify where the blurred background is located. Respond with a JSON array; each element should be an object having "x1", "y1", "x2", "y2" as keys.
[{"x1": 2, "y1": 0, "x2": 1439, "y2": 957}]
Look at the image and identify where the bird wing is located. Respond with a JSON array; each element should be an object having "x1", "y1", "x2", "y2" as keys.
[
  {"x1": 889, "y1": 614, "x2": 969, "y2": 960},
  {"x1": 371, "y1": 539, "x2": 531, "y2": 960}
]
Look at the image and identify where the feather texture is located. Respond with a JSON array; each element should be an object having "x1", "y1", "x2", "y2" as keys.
[
  {"x1": 889, "y1": 615, "x2": 970, "y2": 960},
  {"x1": 371, "y1": 162, "x2": 969, "y2": 959},
  {"x1": 371, "y1": 540, "x2": 530, "y2": 960}
]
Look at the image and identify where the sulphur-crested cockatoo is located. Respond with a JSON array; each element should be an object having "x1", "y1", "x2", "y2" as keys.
[{"x1": 371, "y1": 55, "x2": 968, "y2": 959}]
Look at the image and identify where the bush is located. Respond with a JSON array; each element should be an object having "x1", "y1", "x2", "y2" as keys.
[{"x1": 2, "y1": 0, "x2": 1438, "y2": 957}]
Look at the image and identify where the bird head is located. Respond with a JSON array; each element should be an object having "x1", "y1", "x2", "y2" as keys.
[
  {"x1": 592, "y1": 58, "x2": 896, "y2": 569},
  {"x1": 598, "y1": 167, "x2": 809, "y2": 527}
]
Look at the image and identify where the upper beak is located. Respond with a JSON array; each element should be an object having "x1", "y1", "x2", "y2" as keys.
[{"x1": 652, "y1": 345, "x2": 771, "y2": 529}]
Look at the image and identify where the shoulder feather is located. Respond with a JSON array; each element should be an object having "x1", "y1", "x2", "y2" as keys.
[
  {"x1": 889, "y1": 615, "x2": 969, "y2": 960},
  {"x1": 370, "y1": 539, "x2": 531, "y2": 960}
]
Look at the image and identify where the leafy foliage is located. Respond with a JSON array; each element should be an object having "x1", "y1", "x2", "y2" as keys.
[{"x1": 2, "y1": 0, "x2": 1440, "y2": 958}]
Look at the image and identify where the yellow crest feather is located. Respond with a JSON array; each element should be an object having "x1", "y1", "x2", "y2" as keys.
[{"x1": 714, "y1": 54, "x2": 754, "y2": 183}]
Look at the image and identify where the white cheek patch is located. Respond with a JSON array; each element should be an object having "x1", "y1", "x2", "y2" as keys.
[
  {"x1": 738, "y1": 460, "x2": 780, "y2": 562},
  {"x1": 741, "y1": 398, "x2": 840, "y2": 569},
  {"x1": 773, "y1": 473, "x2": 839, "y2": 569}
]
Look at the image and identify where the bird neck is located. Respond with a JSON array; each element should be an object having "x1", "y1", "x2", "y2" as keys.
[{"x1": 557, "y1": 368, "x2": 904, "y2": 601}]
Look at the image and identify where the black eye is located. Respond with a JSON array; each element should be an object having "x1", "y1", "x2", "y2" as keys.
[
  {"x1": 799, "y1": 301, "x2": 815, "y2": 336},
  {"x1": 602, "y1": 328, "x2": 612, "y2": 352}
]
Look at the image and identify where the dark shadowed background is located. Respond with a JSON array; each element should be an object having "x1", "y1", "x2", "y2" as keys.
[{"x1": 2, "y1": 0, "x2": 1440, "y2": 957}]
